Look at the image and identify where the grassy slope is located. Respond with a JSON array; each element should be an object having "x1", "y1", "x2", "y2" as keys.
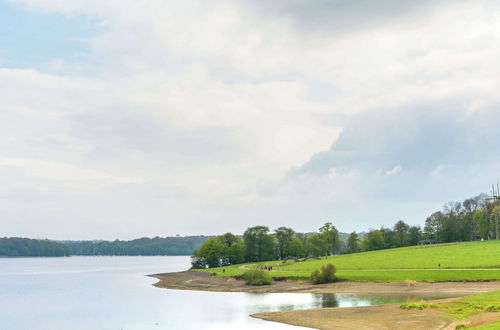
[{"x1": 199, "y1": 240, "x2": 500, "y2": 281}]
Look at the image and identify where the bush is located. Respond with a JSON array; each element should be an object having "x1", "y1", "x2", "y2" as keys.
[
  {"x1": 400, "y1": 302, "x2": 437, "y2": 310},
  {"x1": 242, "y1": 270, "x2": 273, "y2": 286},
  {"x1": 311, "y1": 263, "x2": 336, "y2": 284}
]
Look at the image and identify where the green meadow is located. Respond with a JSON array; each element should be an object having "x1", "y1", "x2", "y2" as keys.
[
  {"x1": 198, "y1": 240, "x2": 500, "y2": 281},
  {"x1": 437, "y1": 290, "x2": 500, "y2": 319},
  {"x1": 468, "y1": 322, "x2": 500, "y2": 329}
]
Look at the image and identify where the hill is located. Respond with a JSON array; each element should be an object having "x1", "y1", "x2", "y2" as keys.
[{"x1": 202, "y1": 240, "x2": 500, "y2": 281}]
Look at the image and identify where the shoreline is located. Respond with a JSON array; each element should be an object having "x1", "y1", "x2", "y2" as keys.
[
  {"x1": 251, "y1": 298, "x2": 500, "y2": 330},
  {"x1": 151, "y1": 270, "x2": 500, "y2": 295},
  {"x1": 151, "y1": 270, "x2": 500, "y2": 329}
]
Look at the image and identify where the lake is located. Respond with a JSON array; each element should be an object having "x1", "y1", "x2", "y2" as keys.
[{"x1": 0, "y1": 256, "x2": 447, "y2": 329}]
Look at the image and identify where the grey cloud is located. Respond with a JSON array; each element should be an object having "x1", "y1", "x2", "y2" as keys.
[
  {"x1": 292, "y1": 103, "x2": 500, "y2": 204},
  {"x1": 298, "y1": 105, "x2": 499, "y2": 173},
  {"x1": 240, "y1": 0, "x2": 453, "y2": 34}
]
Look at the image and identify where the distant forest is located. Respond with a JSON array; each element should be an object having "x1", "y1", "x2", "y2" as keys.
[
  {"x1": 0, "y1": 238, "x2": 70, "y2": 257},
  {"x1": 0, "y1": 236, "x2": 213, "y2": 257},
  {"x1": 63, "y1": 236, "x2": 213, "y2": 256}
]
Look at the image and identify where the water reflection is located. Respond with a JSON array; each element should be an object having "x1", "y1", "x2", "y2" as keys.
[
  {"x1": 315, "y1": 293, "x2": 339, "y2": 307},
  {"x1": 245, "y1": 291, "x2": 450, "y2": 315}
]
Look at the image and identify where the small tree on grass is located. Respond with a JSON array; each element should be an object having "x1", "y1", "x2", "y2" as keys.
[
  {"x1": 242, "y1": 269, "x2": 273, "y2": 286},
  {"x1": 311, "y1": 263, "x2": 336, "y2": 284}
]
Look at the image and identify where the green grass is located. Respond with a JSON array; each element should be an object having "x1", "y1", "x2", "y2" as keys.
[
  {"x1": 400, "y1": 302, "x2": 438, "y2": 310},
  {"x1": 437, "y1": 290, "x2": 500, "y2": 319},
  {"x1": 198, "y1": 240, "x2": 500, "y2": 282},
  {"x1": 468, "y1": 321, "x2": 500, "y2": 329}
]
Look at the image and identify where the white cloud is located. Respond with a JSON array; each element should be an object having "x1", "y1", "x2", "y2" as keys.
[
  {"x1": 385, "y1": 165, "x2": 402, "y2": 176},
  {"x1": 2, "y1": 0, "x2": 500, "y2": 238}
]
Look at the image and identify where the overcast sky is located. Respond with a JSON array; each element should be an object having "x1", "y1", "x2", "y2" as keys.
[{"x1": 1, "y1": 0, "x2": 499, "y2": 239}]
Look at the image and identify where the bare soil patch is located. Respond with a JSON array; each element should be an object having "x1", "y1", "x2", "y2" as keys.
[{"x1": 252, "y1": 299, "x2": 459, "y2": 330}]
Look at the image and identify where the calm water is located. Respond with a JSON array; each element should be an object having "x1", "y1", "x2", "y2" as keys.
[{"x1": 0, "y1": 256, "x2": 448, "y2": 330}]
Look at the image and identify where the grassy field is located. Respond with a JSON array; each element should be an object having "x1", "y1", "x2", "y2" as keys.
[
  {"x1": 198, "y1": 240, "x2": 500, "y2": 281},
  {"x1": 437, "y1": 290, "x2": 500, "y2": 319},
  {"x1": 399, "y1": 290, "x2": 500, "y2": 328},
  {"x1": 469, "y1": 322, "x2": 500, "y2": 329}
]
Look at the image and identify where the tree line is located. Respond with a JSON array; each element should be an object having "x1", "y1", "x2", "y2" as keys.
[
  {"x1": 191, "y1": 223, "x2": 343, "y2": 268},
  {"x1": 192, "y1": 192, "x2": 500, "y2": 268},
  {"x1": 63, "y1": 236, "x2": 213, "y2": 256},
  {"x1": 0, "y1": 237, "x2": 70, "y2": 257},
  {"x1": 0, "y1": 236, "x2": 213, "y2": 257},
  {"x1": 3, "y1": 192, "x2": 498, "y2": 258}
]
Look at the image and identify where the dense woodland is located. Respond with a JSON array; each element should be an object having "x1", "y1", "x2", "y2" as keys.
[
  {"x1": 0, "y1": 236, "x2": 212, "y2": 257},
  {"x1": 191, "y1": 193, "x2": 500, "y2": 268},
  {"x1": 0, "y1": 237, "x2": 70, "y2": 257},
  {"x1": 63, "y1": 236, "x2": 212, "y2": 256}
]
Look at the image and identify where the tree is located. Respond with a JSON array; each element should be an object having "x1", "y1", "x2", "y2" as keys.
[
  {"x1": 243, "y1": 226, "x2": 276, "y2": 262},
  {"x1": 191, "y1": 237, "x2": 224, "y2": 268},
  {"x1": 305, "y1": 233, "x2": 328, "y2": 257},
  {"x1": 346, "y1": 232, "x2": 359, "y2": 254},
  {"x1": 473, "y1": 209, "x2": 488, "y2": 240},
  {"x1": 274, "y1": 227, "x2": 296, "y2": 259},
  {"x1": 423, "y1": 211, "x2": 442, "y2": 241},
  {"x1": 288, "y1": 236, "x2": 306, "y2": 258},
  {"x1": 379, "y1": 227, "x2": 395, "y2": 249},
  {"x1": 319, "y1": 222, "x2": 341, "y2": 255},
  {"x1": 361, "y1": 230, "x2": 384, "y2": 251},
  {"x1": 218, "y1": 233, "x2": 245, "y2": 265},
  {"x1": 408, "y1": 226, "x2": 422, "y2": 245},
  {"x1": 393, "y1": 220, "x2": 410, "y2": 247}
]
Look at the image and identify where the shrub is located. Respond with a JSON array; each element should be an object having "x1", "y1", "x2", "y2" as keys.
[
  {"x1": 400, "y1": 302, "x2": 437, "y2": 310},
  {"x1": 311, "y1": 263, "x2": 336, "y2": 284},
  {"x1": 242, "y1": 270, "x2": 273, "y2": 286}
]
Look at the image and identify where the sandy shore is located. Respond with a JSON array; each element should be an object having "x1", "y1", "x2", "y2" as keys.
[
  {"x1": 151, "y1": 270, "x2": 500, "y2": 295},
  {"x1": 252, "y1": 299, "x2": 500, "y2": 330},
  {"x1": 151, "y1": 271, "x2": 500, "y2": 329}
]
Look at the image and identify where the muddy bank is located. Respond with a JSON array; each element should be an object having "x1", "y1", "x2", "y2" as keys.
[
  {"x1": 252, "y1": 300, "x2": 500, "y2": 330},
  {"x1": 252, "y1": 299, "x2": 459, "y2": 330},
  {"x1": 151, "y1": 270, "x2": 500, "y2": 295}
]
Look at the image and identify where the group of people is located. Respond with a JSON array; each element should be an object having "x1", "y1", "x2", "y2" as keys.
[{"x1": 260, "y1": 265, "x2": 273, "y2": 271}]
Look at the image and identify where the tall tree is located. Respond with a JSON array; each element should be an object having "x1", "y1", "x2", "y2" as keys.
[
  {"x1": 361, "y1": 230, "x2": 385, "y2": 251},
  {"x1": 243, "y1": 226, "x2": 276, "y2": 262},
  {"x1": 191, "y1": 237, "x2": 224, "y2": 268},
  {"x1": 393, "y1": 220, "x2": 410, "y2": 247},
  {"x1": 218, "y1": 233, "x2": 245, "y2": 265},
  {"x1": 408, "y1": 226, "x2": 422, "y2": 245},
  {"x1": 379, "y1": 227, "x2": 395, "y2": 249},
  {"x1": 274, "y1": 227, "x2": 296, "y2": 259},
  {"x1": 305, "y1": 233, "x2": 328, "y2": 257},
  {"x1": 346, "y1": 232, "x2": 359, "y2": 254},
  {"x1": 319, "y1": 222, "x2": 341, "y2": 255}
]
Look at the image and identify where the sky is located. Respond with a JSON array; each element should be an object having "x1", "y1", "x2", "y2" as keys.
[{"x1": 1, "y1": 0, "x2": 499, "y2": 240}]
